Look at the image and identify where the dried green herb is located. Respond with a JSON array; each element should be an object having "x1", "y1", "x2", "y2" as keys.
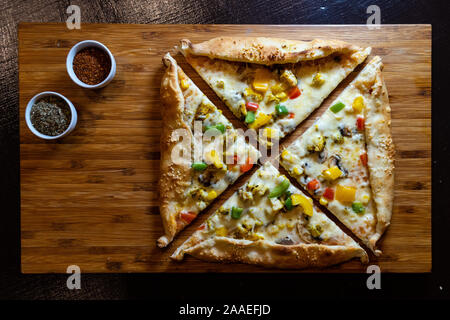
[{"x1": 30, "y1": 96, "x2": 71, "y2": 136}]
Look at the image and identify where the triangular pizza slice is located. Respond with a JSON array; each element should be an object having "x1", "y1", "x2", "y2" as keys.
[
  {"x1": 158, "y1": 53, "x2": 260, "y2": 247},
  {"x1": 179, "y1": 37, "x2": 371, "y2": 143},
  {"x1": 280, "y1": 56, "x2": 394, "y2": 254},
  {"x1": 172, "y1": 162, "x2": 368, "y2": 268}
]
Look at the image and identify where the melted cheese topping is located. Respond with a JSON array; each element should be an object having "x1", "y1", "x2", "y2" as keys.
[
  {"x1": 280, "y1": 85, "x2": 376, "y2": 243},
  {"x1": 186, "y1": 54, "x2": 356, "y2": 139},
  {"x1": 194, "y1": 162, "x2": 357, "y2": 246},
  {"x1": 177, "y1": 70, "x2": 260, "y2": 217}
]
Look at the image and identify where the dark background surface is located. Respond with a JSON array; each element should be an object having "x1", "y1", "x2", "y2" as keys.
[{"x1": 0, "y1": 0, "x2": 449, "y2": 302}]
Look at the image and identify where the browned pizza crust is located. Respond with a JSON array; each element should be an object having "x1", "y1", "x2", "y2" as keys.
[
  {"x1": 357, "y1": 56, "x2": 395, "y2": 255},
  {"x1": 171, "y1": 234, "x2": 368, "y2": 269},
  {"x1": 158, "y1": 53, "x2": 193, "y2": 248},
  {"x1": 179, "y1": 37, "x2": 369, "y2": 65}
]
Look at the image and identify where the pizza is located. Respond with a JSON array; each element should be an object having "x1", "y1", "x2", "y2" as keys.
[
  {"x1": 178, "y1": 37, "x2": 371, "y2": 144},
  {"x1": 279, "y1": 56, "x2": 394, "y2": 254},
  {"x1": 171, "y1": 162, "x2": 368, "y2": 268},
  {"x1": 158, "y1": 53, "x2": 260, "y2": 247}
]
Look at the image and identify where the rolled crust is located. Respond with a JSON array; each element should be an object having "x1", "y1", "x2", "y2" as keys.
[
  {"x1": 357, "y1": 56, "x2": 395, "y2": 255},
  {"x1": 171, "y1": 236, "x2": 368, "y2": 269},
  {"x1": 158, "y1": 53, "x2": 193, "y2": 248},
  {"x1": 179, "y1": 37, "x2": 369, "y2": 65}
]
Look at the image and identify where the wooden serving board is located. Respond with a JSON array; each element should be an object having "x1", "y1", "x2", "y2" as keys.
[{"x1": 19, "y1": 23, "x2": 431, "y2": 273}]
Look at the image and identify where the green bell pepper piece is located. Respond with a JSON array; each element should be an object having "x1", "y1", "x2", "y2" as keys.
[
  {"x1": 351, "y1": 201, "x2": 365, "y2": 214},
  {"x1": 245, "y1": 111, "x2": 255, "y2": 124},
  {"x1": 275, "y1": 104, "x2": 289, "y2": 116},
  {"x1": 330, "y1": 102, "x2": 345, "y2": 113},
  {"x1": 192, "y1": 162, "x2": 207, "y2": 171},
  {"x1": 231, "y1": 206, "x2": 244, "y2": 219},
  {"x1": 268, "y1": 179, "x2": 290, "y2": 198}
]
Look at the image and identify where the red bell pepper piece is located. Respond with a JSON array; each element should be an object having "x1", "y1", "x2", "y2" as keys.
[
  {"x1": 288, "y1": 112, "x2": 295, "y2": 119},
  {"x1": 356, "y1": 116, "x2": 365, "y2": 131},
  {"x1": 360, "y1": 153, "x2": 368, "y2": 166},
  {"x1": 288, "y1": 86, "x2": 301, "y2": 99},
  {"x1": 180, "y1": 211, "x2": 197, "y2": 224},
  {"x1": 246, "y1": 102, "x2": 259, "y2": 111},
  {"x1": 240, "y1": 157, "x2": 253, "y2": 173},
  {"x1": 323, "y1": 187, "x2": 335, "y2": 200},
  {"x1": 307, "y1": 179, "x2": 320, "y2": 191}
]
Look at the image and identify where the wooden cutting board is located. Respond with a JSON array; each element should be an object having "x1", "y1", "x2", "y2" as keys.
[{"x1": 19, "y1": 23, "x2": 431, "y2": 273}]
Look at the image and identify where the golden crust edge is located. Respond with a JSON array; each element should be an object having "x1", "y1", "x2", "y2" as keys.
[
  {"x1": 158, "y1": 53, "x2": 193, "y2": 248},
  {"x1": 179, "y1": 37, "x2": 370, "y2": 65},
  {"x1": 171, "y1": 237, "x2": 368, "y2": 269},
  {"x1": 358, "y1": 56, "x2": 395, "y2": 255}
]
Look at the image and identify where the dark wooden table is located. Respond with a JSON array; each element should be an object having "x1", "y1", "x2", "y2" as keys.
[{"x1": 1, "y1": 0, "x2": 449, "y2": 301}]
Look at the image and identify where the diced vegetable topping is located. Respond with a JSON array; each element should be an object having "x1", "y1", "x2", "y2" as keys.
[
  {"x1": 292, "y1": 166, "x2": 303, "y2": 176},
  {"x1": 245, "y1": 111, "x2": 256, "y2": 124},
  {"x1": 352, "y1": 201, "x2": 365, "y2": 214},
  {"x1": 248, "y1": 112, "x2": 272, "y2": 129},
  {"x1": 180, "y1": 211, "x2": 196, "y2": 224},
  {"x1": 280, "y1": 69, "x2": 298, "y2": 87},
  {"x1": 288, "y1": 112, "x2": 295, "y2": 119},
  {"x1": 268, "y1": 179, "x2": 290, "y2": 198},
  {"x1": 231, "y1": 206, "x2": 244, "y2": 219},
  {"x1": 205, "y1": 150, "x2": 223, "y2": 169},
  {"x1": 252, "y1": 68, "x2": 272, "y2": 93},
  {"x1": 284, "y1": 197, "x2": 293, "y2": 210},
  {"x1": 319, "y1": 196, "x2": 328, "y2": 206},
  {"x1": 180, "y1": 79, "x2": 190, "y2": 90},
  {"x1": 288, "y1": 86, "x2": 301, "y2": 99},
  {"x1": 330, "y1": 102, "x2": 345, "y2": 113},
  {"x1": 322, "y1": 166, "x2": 343, "y2": 180},
  {"x1": 356, "y1": 116, "x2": 365, "y2": 131},
  {"x1": 197, "y1": 224, "x2": 206, "y2": 230},
  {"x1": 335, "y1": 185, "x2": 356, "y2": 203},
  {"x1": 306, "y1": 179, "x2": 320, "y2": 191},
  {"x1": 192, "y1": 162, "x2": 208, "y2": 171},
  {"x1": 276, "y1": 92, "x2": 288, "y2": 101},
  {"x1": 308, "y1": 224, "x2": 323, "y2": 238},
  {"x1": 205, "y1": 190, "x2": 218, "y2": 201},
  {"x1": 240, "y1": 157, "x2": 253, "y2": 173},
  {"x1": 360, "y1": 153, "x2": 368, "y2": 166},
  {"x1": 275, "y1": 104, "x2": 289, "y2": 116},
  {"x1": 263, "y1": 127, "x2": 276, "y2": 139},
  {"x1": 291, "y1": 194, "x2": 313, "y2": 216},
  {"x1": 215, "y1": 226, "x2": 228, "y2": 236},
  {"x1": 352, "y1": 96, "x2": 365, "y2": 113},
  {"x1": 246, "y1": 102, "x2": 259, "y2": 112},
  {"x1": 323, "y1": 187, "x2": 335, "y2": 201},
  {"x1": 205, "y1": 123, "x2": 226, "y2": 134},
  {"x1": 312, "y1": 73, "x2": 325, "y2": 86}
]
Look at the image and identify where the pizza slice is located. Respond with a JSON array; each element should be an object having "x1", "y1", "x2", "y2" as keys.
[
  {"x1": 280, "y1": 56, "x2": 394, "y2": 255},
  {"x1": 171, "y1": 162, "x2": 368, "y2": 268},
  {"x1": 179, "y1": 37, "x2": 371, "y2": 143},
  {"x1": 158, "y1": 53, "x2": 260, "y2": 247}
]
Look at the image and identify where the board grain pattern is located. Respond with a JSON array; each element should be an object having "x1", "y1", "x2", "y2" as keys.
[{"x1": 19, "y1": 23, "x2": 431, "y2": 273}]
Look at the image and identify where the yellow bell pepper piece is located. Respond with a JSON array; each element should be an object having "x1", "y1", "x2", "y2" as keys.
[
  {"x1": 352, "y1": 96, "x2": 365, "y2": 113},
  {"x1": 252, "y1": 68, "x2": 272, "y2": 93},
  {"x1": 323, "y1": 166, "x2": 343, "y2": 181},
  {"x1": 291, "y1": 194, "x2": 313, "y2": 216},
  {"x1": 206, "y1": 150, "x2": 223, "y2": 169},
  {"x1": 249, "y1": 232, "x2": 265, "y2": 240},
  {"x1": 335, "y1": 185, "x2": 356, "y2": 203},
  {"x1": 180, "y1": 78, "x2": 190, "y2": 90},
  {"x1": 206, "y1": 190, "x2": 217, "y2": 201},
  {"x1": 215, "y1": 226, "x2": 227, "y2": 237},
  {"x1": 248, "y1": 113, "x2": 272, "y2": 129}
]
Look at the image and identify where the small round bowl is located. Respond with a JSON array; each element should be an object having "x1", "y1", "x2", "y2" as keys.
[
  {"x1": 66, "y1": 40, "x2": 116, "y2": 89},
  {"x1": 25, "y1": 91, "x2": 78, "y2": 140}
]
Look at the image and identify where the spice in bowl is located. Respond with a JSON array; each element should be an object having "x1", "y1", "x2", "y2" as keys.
[
  {"x1": 73, "y1": 47, "x2": 111, "y2": 85},
  {"x1": 30, "y1": 96, "x2": 71, "y2": 136}
]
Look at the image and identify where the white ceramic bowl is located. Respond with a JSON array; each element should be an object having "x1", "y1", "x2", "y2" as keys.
[
  {"x1": 66, "y1": 40, "x2": 116, "y2": 89},
  {"x1": 25, "y1": 91, "x2": 78, "y2": 140}
]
